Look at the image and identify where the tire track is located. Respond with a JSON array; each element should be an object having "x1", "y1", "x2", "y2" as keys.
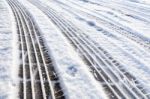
[
  {"x1": 29, "y1": 0, "x2": 149, "y2": 98},
  {"x1": 7, "y1": 0, "x2": 65, "y2": 99}
]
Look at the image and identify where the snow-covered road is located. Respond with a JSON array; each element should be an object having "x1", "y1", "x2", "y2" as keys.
[{"x1": 0, "y1": 0, "x2": 150, "y2": 99}]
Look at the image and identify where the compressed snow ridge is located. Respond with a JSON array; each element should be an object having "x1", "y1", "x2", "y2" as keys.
[{"x1": 18, "y1": 0, "x2": 108, "y2": 99}]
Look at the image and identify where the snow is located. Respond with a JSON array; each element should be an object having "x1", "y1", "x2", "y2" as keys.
[
  {"x1": 42, "y1": 0, "x2": 150, "y2": 94},
  {"x1": 18, "y1": 0, "x2": 108, "y2": 99},
  {"x1": 61, "y1": 0, "x2": 150, "y2": 39},
  {"x1": 86, "y1": 0, "x2": 150, "y2": 5},
  {"x1": 0, "y1": 0, "x2": 17, "y2": 98},
  {"x1": 120, "y1": 0, "x2": 150, "y2": 4},
  {"x1": 1, "y1": 0, "x2": 150, "y2": 98}
]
